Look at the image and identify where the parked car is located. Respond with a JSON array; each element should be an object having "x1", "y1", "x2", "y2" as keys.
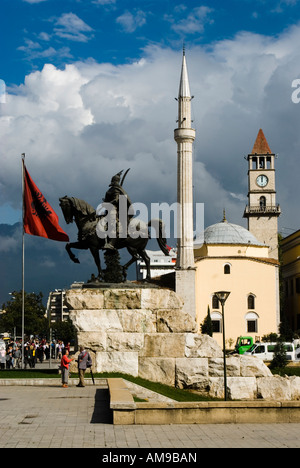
[{"x1": 244, "y1": 342, "x2": 298, "y2": 361}]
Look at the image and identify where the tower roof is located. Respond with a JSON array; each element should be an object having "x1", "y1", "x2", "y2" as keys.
[
  {"x1": 178, "y1": 50, "x2": 191, "y2": 98},
  {"x1": 251, "y1": 129, "x2": 272, "y2": 154}
]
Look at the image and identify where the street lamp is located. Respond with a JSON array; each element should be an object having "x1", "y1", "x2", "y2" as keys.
[{"x1": 214, "y1": 291, "x2": 231, "y2": 401}]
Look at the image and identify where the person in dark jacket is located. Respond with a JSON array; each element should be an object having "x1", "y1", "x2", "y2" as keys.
[{"x1": 77, "y1": 346, "x2": 92, "y2": 387}]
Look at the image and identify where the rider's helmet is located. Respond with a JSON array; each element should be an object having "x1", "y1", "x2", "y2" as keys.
[{"x1": 109, "y1": 170, "x2": 123, "y2": 186}]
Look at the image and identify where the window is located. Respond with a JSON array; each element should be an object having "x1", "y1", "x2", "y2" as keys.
[
  {"x1": 259, "y1": 196, "x2": 266, "y2": 210},
  {"x1": 254, "y1": 345, "x2": 265, "y2": 354},
  {"x1": 247, "y1": 294, "x2": 255, "y2": 310},
  {"x1": 211, "y1": 312, "x2": 222, "y2": 333},
  {"x1": 245, "y1": 312, "x2": 259, "y2": 333},
  {"x1": 224, "y1": 264, "x2": 231, "y2": 274},
  {"x1": 247, "y1": 320, "x2": 257, "y2": 333},
  {"x1": 212, "y1": 295, "x2": 220, "y2": 309}
]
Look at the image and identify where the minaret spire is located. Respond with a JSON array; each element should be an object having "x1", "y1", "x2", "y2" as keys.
[
  {"x1": 174, "y1": 49, "x2": 196, "y2": 318},
  {"x1": 178, "y1": 47, "x2": 191, "y2": 101}
]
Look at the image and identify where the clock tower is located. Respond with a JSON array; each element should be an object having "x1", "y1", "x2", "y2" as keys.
[{"x1": 243, "y1": 129, "x2": 281, "y2": 260}]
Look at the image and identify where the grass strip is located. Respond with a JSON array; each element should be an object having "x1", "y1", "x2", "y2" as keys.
[{"x1": 97, "y1": 372, "x2": 219, "y2": 402}]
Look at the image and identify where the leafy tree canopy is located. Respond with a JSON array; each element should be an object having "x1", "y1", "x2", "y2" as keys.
[{"x1": 1, "y1": 290, "x2": 48, "y2": 337}]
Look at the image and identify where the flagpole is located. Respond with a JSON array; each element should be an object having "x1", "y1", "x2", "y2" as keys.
[{"x1": 21, "y1": 153, "x2": 25, "y2": 369}]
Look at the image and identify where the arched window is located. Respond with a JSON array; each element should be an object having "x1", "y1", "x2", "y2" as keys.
[
  {"x1": 248, "y1": 294, "x2": 255, "y2": 310},
  {"x1": 211, "y1": 312, "x2": 222, "y2": 333},
  {"x1": 212, "y1": 295, "x2": 220, "y2": 309},
  {"x1": 245, "y1": 312, "x2": 259, "y2": 333},
  {"x1": 224, "y1": 264, "x2": 231, "y2": 274},
  {"x1": 259, "y1": 196, "x2": 266, "y2": 210}
]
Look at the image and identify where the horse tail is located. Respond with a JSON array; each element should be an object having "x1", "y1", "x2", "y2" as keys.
[{"x1": 148, "y1": 219, "x2": 170, "y2": 256}]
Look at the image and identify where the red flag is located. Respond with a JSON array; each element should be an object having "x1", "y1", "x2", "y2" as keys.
[{"x1": 23, "y1": 165, "x2": 69, "y2": 242}]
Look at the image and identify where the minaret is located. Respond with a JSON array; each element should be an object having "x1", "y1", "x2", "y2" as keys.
[
  {"x1": 175, "y1": 48, "x2": 196, "y2": 269},
  {"x1": 174, "y1": 49, "x2": 196, "y2": 318}
]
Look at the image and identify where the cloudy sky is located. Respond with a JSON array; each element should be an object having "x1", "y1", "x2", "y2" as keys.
[{"x1": 1, "y1": 0, "x2": 300, "y2": 304}]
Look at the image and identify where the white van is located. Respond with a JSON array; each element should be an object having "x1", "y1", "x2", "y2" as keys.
[{"x1": 244, "y1": 342, "x2": 297, "y2": 361}]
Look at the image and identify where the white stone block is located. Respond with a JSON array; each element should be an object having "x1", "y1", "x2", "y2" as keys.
[
  {"x1": 117, "y1": 309, "x2": 156, "y2": 333},
  {"x1": 141, "y1": 288, "x2": 183, "y2": 310},
  {"x1": 256, "y1": 376, "x2": 291, "y2": 400},
  {"x1": 69, "y1": 310, "x2": 123, "y2": 332},
  {"x1": 106, "y1": 332, "x2": 144, "y2": 352},
  {"x1": 185, "y1": 333, "x2": 223, "y2": 358},
  {"x1": 65, "y1": 289, "x2": 104, "y2": 310},
  {"x1": 239, "y1": 355, "x2": 272, "y2": 377},
  {"x1": 77, "y1": 331, "x2": 106, "y2": 351},
  {"x1": 96, "y1": 351, "x2": 139, "y2": 376},
  {"x1": 175, "y1": 357, "x2": 209, "y2": 389},
  {"x1": 208, "y1": 357, "x2": 240, "y2": 377},
  {"x1": 138, "y1": 357, "x2": 175, "y2": 386}
]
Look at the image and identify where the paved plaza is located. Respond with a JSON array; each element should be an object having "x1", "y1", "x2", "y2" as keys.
[{"x1": 0, "y1": 384, "x2": 300, "y2": 449}]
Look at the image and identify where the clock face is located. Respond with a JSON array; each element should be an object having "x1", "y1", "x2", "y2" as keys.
[{"x1": 256, "y1": 175, "x2": 268, "y2": 187}]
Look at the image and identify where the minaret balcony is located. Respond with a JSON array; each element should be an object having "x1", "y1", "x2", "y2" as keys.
[
  {"x1": 243, "y1": 204, "x2": 281, "y2": 216},
  {"x1": 174, "y1": 128, "x2": 195, "y2": 142}
]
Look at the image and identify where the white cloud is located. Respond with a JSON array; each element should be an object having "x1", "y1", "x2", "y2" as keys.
[
  {"x1": 22, "y1": 0, "x2": 48, "y2": 3},
  {"x1": 2, "y1": 25, "x2": 300, "y2": 236},
  {"x1": 53, "y1": 13, "x2": 94, "y2": 42},
  {"x1": 17, "y1": 38, "x2": 72, "y2": 62},
  {"x1": 170, "y1": 6, "x2": 214, "y2": 35},
  {"x1": 92, "y1": 0, "x2": 116, "y2": 4},
  {"x1": 116, "y1": 10, "x2": 147, "y2": 33},
  {"x1": 0, "y1": 235, "x2": 19, "y2": 252}
]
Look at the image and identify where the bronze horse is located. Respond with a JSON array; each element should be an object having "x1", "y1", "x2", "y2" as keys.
[{"x1": 59, "y1": 196, "x2": 169, "y2": 282}]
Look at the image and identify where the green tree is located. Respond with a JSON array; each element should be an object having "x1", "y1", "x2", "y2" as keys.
[
  {"x1": 262, "y1": 333, "x2": 279, "y2": 342},
  {"x1": 1, "y1": 290, "x2": 48, "y2": 338},
  {"x1": 269, "y1": 339, "x2": 288, "y2": 369},
  {"x1": 201, "y1": 305, "x2": 213, "y2": 337},
  {"x1": 279, "y1": 315, "x2": 294, "y2": 342},
  {"x1": 52, "y1": 318, "x2": 76, "y2": 344}
]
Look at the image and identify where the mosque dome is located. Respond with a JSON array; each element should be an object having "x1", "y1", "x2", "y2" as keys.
[{"x1": 202, "y1": 219, "x2": 265, "y2": 246}]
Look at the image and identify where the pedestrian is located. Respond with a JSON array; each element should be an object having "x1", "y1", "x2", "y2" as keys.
[
  {"x1": 51, "y1": 341, "x2": 55, "y2": 359},
  {"x1": 0, "y1": 347, "x2": 5, "y2": 370},
  {"x1": 30, "y1": 344, "x2": 36, "y2": 368},
  {"x1": 76, "y1": 346, "x2": 92, "y2": 388},
  {"x1": 5, "y1": 350, "x2": 12, "y2": 369},
  {"x1": 24, "y1": 345, "x2": 30, "y2": 369},
  {"x1": 60, "y1": 349, "x2": 73, "y2": 388},
  {"x1": 14, "y1": 347, "x2": 22, "y2": 369}
]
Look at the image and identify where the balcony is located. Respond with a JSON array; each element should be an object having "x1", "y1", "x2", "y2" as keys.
[{"x1": 244, "y1": 204, "x2": 281, "y2": 216}]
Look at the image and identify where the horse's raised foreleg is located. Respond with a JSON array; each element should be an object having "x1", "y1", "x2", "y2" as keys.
[{"x1": 65, "y1": 242, "x2": 88, "y2": 264}]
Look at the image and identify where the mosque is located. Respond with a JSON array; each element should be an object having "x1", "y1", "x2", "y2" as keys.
[{"x1": 143, "y1": 50, "x2": 281, "y2": 348}]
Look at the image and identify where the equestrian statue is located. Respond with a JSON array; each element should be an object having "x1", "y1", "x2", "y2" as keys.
[{"x1": 59, "y1": 170, "x2": 170, "y2": 283}]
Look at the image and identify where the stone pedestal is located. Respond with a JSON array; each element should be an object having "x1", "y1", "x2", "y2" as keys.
[{"x1": 64, "y1": 286, "x2": 286, "y2": 400}]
